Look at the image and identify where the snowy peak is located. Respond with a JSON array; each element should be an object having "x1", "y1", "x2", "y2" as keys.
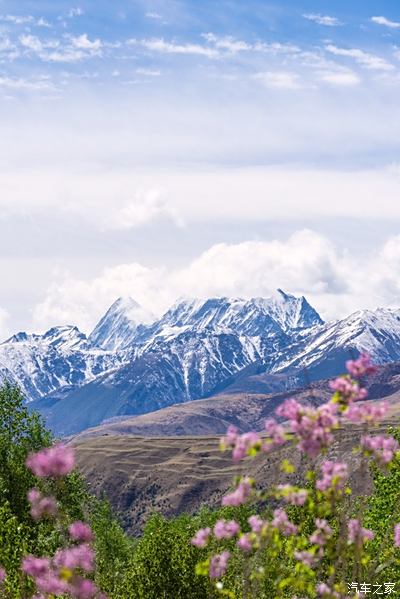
[
  {"x1": 268, "y1": 290, "x2": 324, "y2": 331},
  {"x1": 89, "y1": 296, "x2": 155, "y2": 351},
  {"x1": 149, "y1": 292, "x2": 323, "y2": 339},
  {"x1": 3, "y1": 326, "x2": 87, "y2": 351}
]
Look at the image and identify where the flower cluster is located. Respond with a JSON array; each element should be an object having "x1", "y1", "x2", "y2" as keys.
[
  {"x1": 192, "y1": 353, "x2": 400, "y2": 594},
  {"x1": 276, "y1": 484, "x2": 308, "y2": 506},
  {"x1": 276, "y1": 399, "x2": 339, "y2": 458},
  {"x1": 221, "y1": 477, "x2": 253, "y2": 507},
  {"x1": 316, "y1": 461, "x2": 349, "y2": 493},
  {"x1": 361, "y1": 434, "x2": 399, "y2": 465},
  {"x1": 22, "y1": 443, "x2": 106, "y2": 598},
  {"x1": 346, "y1": 353, "x2": 378, "y2": 378},
  {"x1": 347, "y1": 519, "x2": 374, "y2": 544},
  {"x1": 28, "y1": 488, "x2": 58, "y2": 521},
  {"x1": 344, "y1": 401, "x2": 388, "y2": 424},
  {"x1": 26, "y1": 444, "x2": 75, "y2": 478}
]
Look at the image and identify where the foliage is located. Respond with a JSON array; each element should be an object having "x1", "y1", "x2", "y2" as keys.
[{"x1": 190, "y1": 354, "x2": 400, "y2": 598}]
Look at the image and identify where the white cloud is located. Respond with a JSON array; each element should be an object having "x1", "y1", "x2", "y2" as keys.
[
  {"x1": 319, "y1": 70, "x2": 361, "y2": 86},
  {"x1": 33, "y1": 263, "x2": 165, "y2": 333},
  {"x1": 33, "y1": 230, "x2": 400, "y2": 332},
  {"x1": 129, "y1": 37, "x2": 220, "y2": 58},
  {"x1": 371, "y1": 16, "x2": 400, "y2": 29},
  {"x1": 71, "y1": 34, "x2": 102, "y2": 52},
  {"x1": 37, "y1": 17, "x2": 51, "y2": 28},
  {"x1": 109, "y1": 189, "x2": 183, "y2": 230},
  {"x1": 304, "y1": 14, "x2": 342, "y2": 27},
  {"x1": 326, "y1": 44, "x2": 394, "y2": 71},
  {"x1": 0, "y1": 14, "x2": 34, "y2": 25},
  {"x1": 253, "y1": 71, "x2": 301, "y2": 89},
  {"x1": 145, "y1": 12, "x2": 163, "y2": 20},
  {"x1": 135, "y1": 67, "x2": 161, "y2": 76},
  {"x1": 0, "y1": 75, "x2": 57, "y2": 92},
  {"x1": 20, "y1": 34, "x2": 44, "y2": 52},
  {"x1": 0, "y1": 307, "x2": 11, "y2": 340},
  {"x1": 67, "y1": 8, "x2": 84, "y2": 18},
  {"x1": 202, "y1": 33, "x2": 251, "y2": 54}
]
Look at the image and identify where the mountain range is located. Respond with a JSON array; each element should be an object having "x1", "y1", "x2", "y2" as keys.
[{"x1": 2, "y1": 290, "x2": 400, "y2": 436}]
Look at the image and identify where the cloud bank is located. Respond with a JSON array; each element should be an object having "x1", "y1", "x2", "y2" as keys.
[{"x1": 31, "y1": 230, "x2": 400, "y2": 335}]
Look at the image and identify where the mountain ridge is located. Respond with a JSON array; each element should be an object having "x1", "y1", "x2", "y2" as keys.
[{"x1": 3, "y1": 291, "x2": 400, "y2": 436}]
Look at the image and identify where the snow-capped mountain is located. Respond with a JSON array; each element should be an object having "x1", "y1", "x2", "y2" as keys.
[
  {"x1": 274, "y1": 307, "x2": 400, "y2": 380},
  {"x1": 0, "y1": 325, "x2": 125, "y2": 401},
  {"x1": 88, "y1": 297, "x2": 155, "y2": 351},
  {"x1": 4, "y1": 291, "x2": 400, "y2": 436},
  {"x1": 137, "y1": 290, "x2": 322, "y2": 344}
]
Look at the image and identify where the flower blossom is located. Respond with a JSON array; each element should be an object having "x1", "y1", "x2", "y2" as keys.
[
  {"x1": 222, "y1": 478, "x2": 253, "y2": 507},
  {"x1": 276, "y1": 484, "x2": 308, "y2": 506},
  {"x1": 263, "y1": 418, "x2": 286, "y2": 451},
  {"x1": 346, "y1": 353, "x2": 377, "y2": 378},
  {"x1": 237, "y1": 534, "x2": 253, "y2": 552},
  {"x1": 309, "y1": 519, "x2": 332, "y2": 547},
  {"x1": 276, "y1": 399, "x2": 338, "y2": 458},
  {"x1": 26, "y1": 444, "x2": 75, "y2": 478},
  {"x1": 344, "y1": 401, "x2": 387, "y2": 424},
  {"x1": 28, "y1": 488, "x2": 58, "y2": 521},
  {"x1": 248, "y1": 515, "x2": 264, "y2": 534},
  {"x1": 347, "y1": 519, "x2": 374, "y2": 544},
  {"x1": 394, "y1": 523, "x2": 400, "y2": 548},
  {"x1": 209, "y1": 551, "x2": 230, "y2": 579},
  {"x1": 329, "y1": 376, "x2": 368, "y2": 402},
  {"x1": 0, "y1": 567, "x2": 5, "y2": 584},
  {"x1": 316, "y1": 461, "x2": 348, "y2": 493},
  {"x1": 213, "y1": 520, "x2": 240, "y2": 540},
  {"x1": 69, "y1": 522, "x2": 94, "y2": 544},
  {"x1": 294, "y1": 550, "x2": 317, "y2": 568},
  {"x1": 191, "y1": 528, "x2": 211, "y2": 548},
  {"x1": 271, "y1": 508, "x2": 298, "y2": 536},
  {"x1": 361, "y1": 435, "x2": 399, "y2": 465}
]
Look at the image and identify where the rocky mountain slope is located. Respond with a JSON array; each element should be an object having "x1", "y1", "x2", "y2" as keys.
[{"x1": 3, "y1": 291, "x2": 400, "y2": 436}]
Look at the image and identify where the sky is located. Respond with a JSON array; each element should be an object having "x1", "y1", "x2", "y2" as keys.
[{"x1": 1, "y1": 0, "x2": 400, "y2": 337}]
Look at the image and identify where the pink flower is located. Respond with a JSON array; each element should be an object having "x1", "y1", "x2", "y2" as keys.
[
  {"x1": 344, "y1": 401, "x2": 388, "y2": 424},
  {"x1": 248, "y1": 515, "x2": 264, "y2": 534},
  {"x1": 276, "y1": 399, "x2": 338, "y2": 458},
  {"x1": 232, "y1": 432, "x2": 261, "y2": 462},
  {"x1": 394, "y1": 523, "x2": 400, "y2": 548},
  {"x1": 309, "y1": 519, "x2": 332, "y2": 547},
  {"x1": 54, "y1": 544, "x2": 95, "y2": 572},
  {"x1": 276, "y1": 484, "x2": 308, "y2": 506},
  {"x1": 191, "y1": 527, "x2": 211, "y2": 548},
  {"x1": 316, "y1": 583, "x2": 339, "y2": 597},
  {"x1": 220, "y1": 425, "x2": 239, "y2": 450},
  {"x1": 213, "y1": 520, "x2": 240, "y2": 540},
  {"x1": 264, "y1": 418, "x2": 286, "y2": 449},
  {"x1": 22, "y1": 556, "x2": 51, "y2": 578},
  {"x1": 346, "y1": 353, "x2": 377, "y2": 378},
  {"x1": 28, "y1": 488, "x2": 58, "y2": 521},
  {"x1": 294, "y1": 550, "x2": 317, "y2": 568},
  {"x1": 209, "y1": 551, "x2": 230, "y2": 579},
  {"x1": 271, "y1": 508, "x2": 298, "y2": 536},
  {"x1": 222, "y1": 478, "x2": 252, "y2": 507},
  {"x1": 347, "y1": 519, "x2": 374, "y2": 544},
  {"x1": 70, "y1": 577, "x2": 98, "y2": 599},
  {"x1": 0, "y1": 567, "x2": 5, "y2": 584},
  {"x1": 26, "y1": 444, "x2": 75, "y2": 478},
  {"x1": 329, "y1": 376, "x2": 368, "y2": 402},
  {"x1": 316, "y1": 461, "x2": 348, "y2": 493},
  {"x1": 69, "y1": 522, "x2": 94, "y2": 543},
  {"x1": 237, "y1": 534, "x2": 253, "y2": 552},
  {"x1": 361, "y1": 435, "x2": 399, "y2": 465}
]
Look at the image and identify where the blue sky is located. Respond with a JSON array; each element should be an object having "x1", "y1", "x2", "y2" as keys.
[{"x1": 1, "y1": 1, "x2": 400, "y2": 336}]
